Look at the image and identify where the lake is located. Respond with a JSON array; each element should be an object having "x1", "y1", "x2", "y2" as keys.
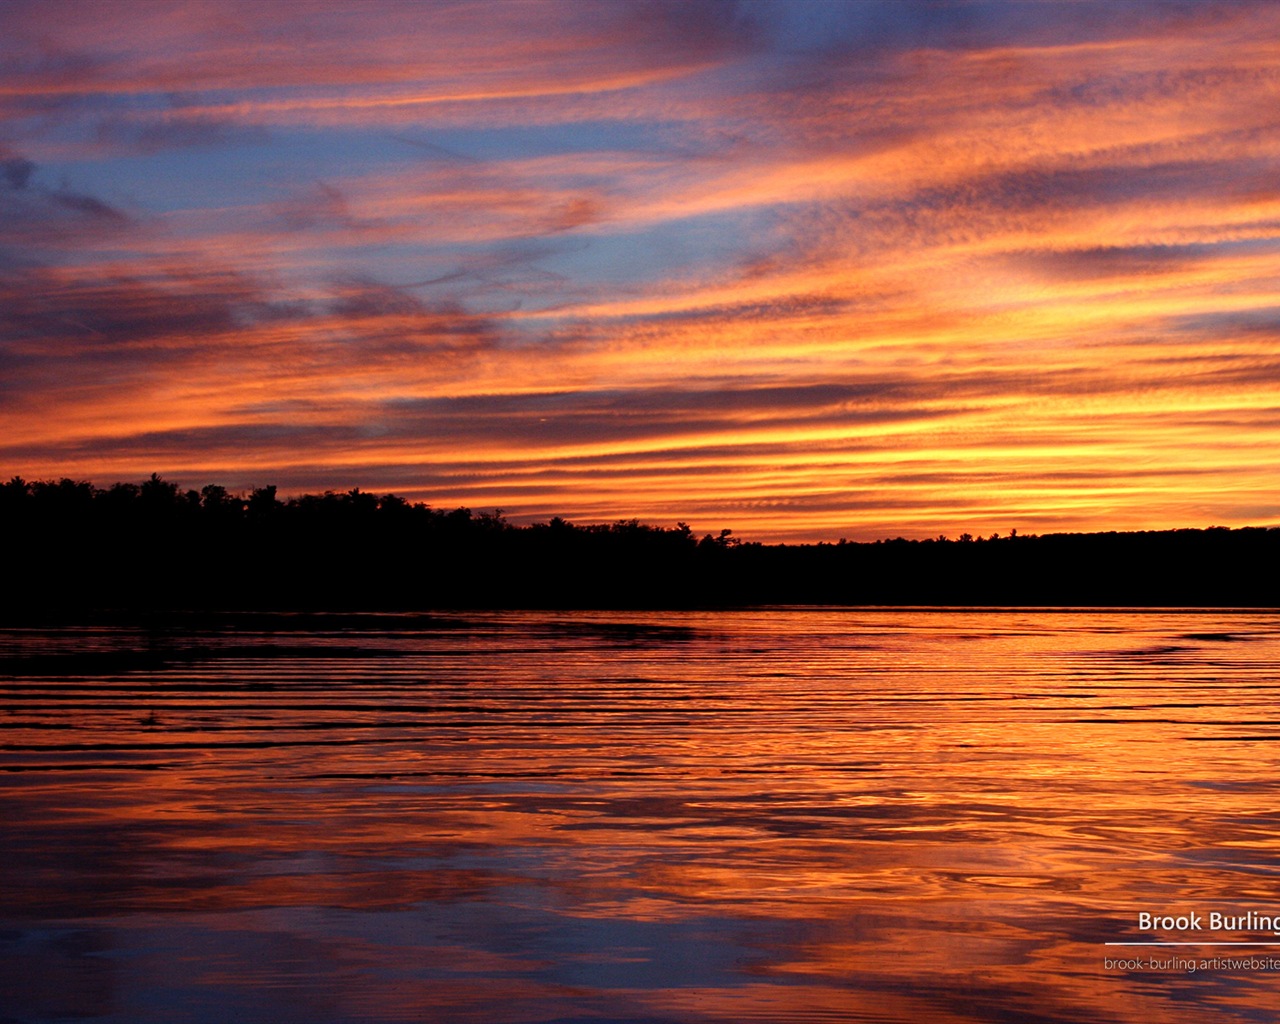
[{"x1": 3, "y1": 609, "x2": 1280, "y2": 1023}]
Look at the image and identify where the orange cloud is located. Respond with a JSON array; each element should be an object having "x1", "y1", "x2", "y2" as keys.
[{"x1": 2, "y1": 2, "x2": 1279, "y2": 539}]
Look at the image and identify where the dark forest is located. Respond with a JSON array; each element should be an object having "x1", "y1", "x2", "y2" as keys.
[{"x1": 3, "y1": 475, "x2": 1276, "y2": 614}]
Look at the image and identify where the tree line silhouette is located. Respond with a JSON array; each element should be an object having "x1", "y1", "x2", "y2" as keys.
[{"x1": 3, "y1": 474, "x2": 1276, "y2": 612}]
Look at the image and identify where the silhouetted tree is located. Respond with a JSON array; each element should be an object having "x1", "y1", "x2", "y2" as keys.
[{"x1": 1, "y1": 474, "x2": 1276, "y2": 613}]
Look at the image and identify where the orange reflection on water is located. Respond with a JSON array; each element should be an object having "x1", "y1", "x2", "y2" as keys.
[{"x1": 3, "y1": 611, "x2": 1280, "y2": 1023}]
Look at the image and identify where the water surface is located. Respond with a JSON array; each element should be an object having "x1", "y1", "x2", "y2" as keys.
[{"x1": 4, "y1": 610, "x2": 1280, "y2": 1023}]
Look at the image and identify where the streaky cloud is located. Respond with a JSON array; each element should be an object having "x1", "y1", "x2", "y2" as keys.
[{"x1": 2, "y1": 0, "x2": 1279, "y2": 539}]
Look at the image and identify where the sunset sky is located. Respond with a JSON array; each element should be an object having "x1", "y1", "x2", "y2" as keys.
[{"x1": 2, "y1": 0, "x2": 1278, "y2": 541}]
